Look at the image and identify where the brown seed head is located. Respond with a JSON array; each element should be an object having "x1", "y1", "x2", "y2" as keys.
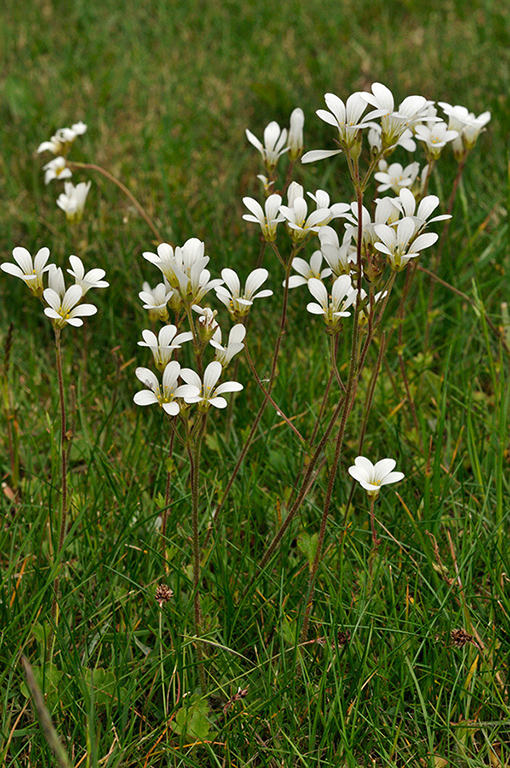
[
  {"x1": 155, "y1": 584, "x2": 173, "y2": 607},
  {"x1": 451, "y1": 628, "x2": 473, "y2": 648}
]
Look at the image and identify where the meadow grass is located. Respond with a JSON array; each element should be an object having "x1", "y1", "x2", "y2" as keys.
[{"x1": 1, "y1": 0, "x2": 509, "y2": 766}]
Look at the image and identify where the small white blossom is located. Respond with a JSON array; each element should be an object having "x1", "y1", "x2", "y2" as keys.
[
  {"x1": 43, "y1": 157, "x2": 72, "y2": 184},
  {"x1": 438, "y1": 102, "x2": 490, "y2": 154},
  {"x1": 374, "y1": 161, "x2": 420, "y2": 194},
  {"x1": 133, "y1": 361, "x2": 199, "y2": 416},
  {"x1": 43, "y1": 268, "x2": 97, "y2": 329},
  {"x1": 246, "y1": 121, "x2": 289, "y2": 172},
  {"x1": 210, "y1": 324, "x2": 246, "y2": 367},
  {"x1": 1, "y1": 246, "x2": 53, "y2": 296},
  {"x1": 306, "y1": 275, "x2": 358, "y2": 328},
  {"x1": 37, "y1": 122, "x2": 87, "y2": 155},
  {"x1": 242, "y1": 195, "x2": 285, "y2": 242},
  {"x1": 283, "y1": 251, "x2": 332, "y2": 288},
  {"x1": 56, "y1": 181, "x2": 91, "y2": 223},
  {"x1": 215, "y1": 268, "x2": 272, "y2": 319},
  {"x1": 374, "y1": 217, "x2": 438, "y2": 271},
  {"x1": 180, "y1": 361, "x2": 243, "y2": 410},
  {"x1": 280, "y1": 187, "x2": 349, "y2": 242},
  {"x1": 288, "y1": 108, "x2": 305, "y2": 161},
  {"x1": 67, "y1": 255, "x2": 108, "y2": 294},
  {"x1": 361, "y1": 83, "x2": 437, "y2": 149},
  {"x1": 139, "y1": 281, "x2": 174, "y2": 321},
  {"x1": 414, "y1": 122, "x2": 458, "y2": 160},
  {"x1": 348, "y1": 456, "x2": 404, "y2": 498},
  {"x1": 138, "y1": 325, "x2": 193, "y2": 371},
  {"x1": 319, "y1": 227, "x2": 358, "y2": 277}
]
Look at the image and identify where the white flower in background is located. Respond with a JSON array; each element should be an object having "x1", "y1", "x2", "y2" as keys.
[
  {"x1": 133, "y1": 361, "x2": 199, "y2": 416},
  {"x1": 43, "y1": 156, "x2": 72, "y2": 184},
  {"x1": 360, "y1": 83, "x2": 436, "y2": 149},
  {"x1": 280, "y1": 187, "x2": 349, "y2": 242},
  {"x1": 56, "y1": 181, "x2": 92, "y2": 223},
  {"x1": 67, "y1": 255, "x2": 108, "y2": 294},
  {"x1": 367, "y1": 124, "x2": 416, "y2": 154},
  {"x1": 242, "y1": 195, "x2": 285, "y2": 241},
  {"x1": 246, "y1": 121, "x2": 289, "y2": 172},
  {"x1": 43, "y1": 268, "x2": 97, "y2": 328},
  {"x1": 180, "y1": 360, "x2": 243, "y2": 410},
  {"x1": 144, "y1": 240, "x2": 221, "y2": 305},
  {"x1": 306, "y1": 275, "x2": 358, "y2": 328},
  {"x1": 438, "y1": 102, "x2": 490, "y2": 153},
  {"x1": 138, "y1": 325, "x2": 193, "y2": 371},
  {"x1": 374, "y1": 161, "x2": 420, "y2": 194},
  {"x1": 348, "y1": 456, "x2": 404, "y2": 498},
  {"x1": 288, "y1": 107, "x2": 305, "y2": 160},
  {"x1": 283, "y1": 251, "x2": 332, "y2": 288},
  {"x1": 215, "y1": 268, "x2": 272, "y2": 319},
  {"x1": 139, "y1": 280, "x2": 173, "y2": 321},
  {"x1": 257, "y1": 174, "x2": 275, "y2": 194},
  {"x1": 210, "y1": 324, "x2": 246, "y2": 367},
  {"x1": 192, "y1": 305, "x2": 219, "y2": 341},
  {"x1": 414, "y1": 122, "x2": 458, "y2": 160},
  {"x1": 319, "y1": 227, "x2": 357, "y2": 277},
  {"x1": 1, "y1": 246, "x2": 53, "y2": 296},
  {"x1": 374, "y1": 217, "x2": 438, "y2": 270},
  {"x1": 37, "y1": 122, "x2": 87, "y2": 155}
]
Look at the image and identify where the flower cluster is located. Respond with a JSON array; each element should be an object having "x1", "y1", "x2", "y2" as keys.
[
  {"x1": 1, "y1": 248, "x2": 107, "y2": 329},
  {"x1": 37, "y1": 121, "x2": 92, "y2": 223}
]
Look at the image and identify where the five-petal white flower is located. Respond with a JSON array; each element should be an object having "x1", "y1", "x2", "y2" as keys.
[
  {"x1": 139, "y1": 281, "x2": 174, "y2": 321},
  {"x1": 215, "y1": 268, "x2": 272, "y2": 319},
  {"x1": 307, "y1": 275, "x2": 358, "y2": 328},
  {"x1": 43, "y1": 157, "x2": 73, "y2": 184},
  {"x1": 67, "y1": 255, "x2": 108, "y2": 294},
  {"x1": 138, "y1": 325, "x2": 193, "y2": 371},
  {"x1": 134, "y1": 361, "x2": 199, "y2": 416},
  {"x1": 210, "y1": 324, "x2": 246, "y2": 367},
  {"x1": 43, "y1": 268, "x2": 97, "y2": 329},
  {"x1": 348, "y1": 456, "x2": 404, "y2": 498},
  {"x1": 1, "y1": 246, "x2": 53, "y2": 296},
  {"x1": 180, "y1": 361, "x2": 243, "y2": 410},
  {"x1": 242, "y1": 195, "x2": 285, "y2": 242}
]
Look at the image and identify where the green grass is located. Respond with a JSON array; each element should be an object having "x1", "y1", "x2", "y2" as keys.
[{"x1": 1, "y1": 0, "x2": 510, "y2": 765}]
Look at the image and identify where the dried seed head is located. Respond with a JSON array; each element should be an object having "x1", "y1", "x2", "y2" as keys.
[
  {"x1": 451, "y1": 628, "x2": 473, "y2": 648},
  {"x1": 337, "y1": 630, "x2": 351, "y2": 646},
  {"x1": 155, "y1": 584, "x2": 173, "y2": 608}
]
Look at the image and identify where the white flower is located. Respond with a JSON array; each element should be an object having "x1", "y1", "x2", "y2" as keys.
[
  {"x1": 318, "y1": 227, "x2": 357, "y2": 277},
  {"x1": 283, "y1": 251, "x2": 332, "y2": 288},
  {"x1": 414, "y1": 122, "x2": 458, "y2": 160},
  {"x1": 43, "y1": 269, "x2": 97, "y2": 329},
  {"x1": 56, "y1": 181, "x2": 91, "y2": 223},
  {"x1": 360, "y1": 83, "x2": 436, "y2": 149},
  {"x1": 192, "y1": 305, "x2": 219, "y2": 341},
  {"x1": 343, "y1": 197, "x2": 397, "y2": 247},
  {"x1": 316, "y1": 91, "x2": 369, "y2": 148},
  {"x1": 139, "y1": 281, "x2": 174, "y2": 321},
  {"x1": 133, "y1": 361, "x2": 199, "y2": 416},
  {"x1": 138, "y1": 325, "x2": 193, "y2": 371},
  {"x1": 438, "y1": 102, "x2": 490, "y2": 153},
  {"x1": 210, "y1": 324, "x2": 246, "y2": 367},
  {"x1": 306, "y1": 275, "x2": 358, "y2": 328},
  {"x1": 1, "y1": 246, "x2": 53, "y2": 296},
  {"x1": 37, "y1": 122, "x2": 87, "y2": 155},
  {"x1": 215, "y1": 268, "x2": 272, "y2": 319},
  {"x1": 374, "y1": 161, "x2": 420, "y2": 194},
  {"x1": 143, "y1": 239, "x2": 221, "y2": 304},
  {"x1": 393, "y1": 189, "x2": 451, "y2": 233},
  {"x1": 43, "y1": 157, "x2": 73, "y2": 184},
  {"x1": 180, "y1": 361, "x2": 243, "y2": 410},
  {"x1": 67, "y1": 255, "x2": 108, "y2": 294},
  {"x1": 288, "y1": 108, "x2": 305, "y2": 160},
  {"x1": 257, "y1": 174, "x2": 275, "y2": 194},
  {"x1": 374, "y1": 217, "x2": 438, "y2": 271},
  {"x1": 279, "y1": 188, "x2": 349, "y2": 242},
  {"x1": 246, "y1": 121, "x2": 289, "y2": 171},
  {"x1": 368, "y1": 124, "x2": 416, "y2": 154},
  {"x1": 242, "y1": 195, "x2": 285, "y2": 242},
  {"x1": 348, "y1": 456, "x2": 404, "y2": 498}
]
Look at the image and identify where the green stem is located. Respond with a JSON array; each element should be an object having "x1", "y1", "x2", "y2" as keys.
[{"x1": 50, "y1": 330, "x2": 70, "y2": 626}]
